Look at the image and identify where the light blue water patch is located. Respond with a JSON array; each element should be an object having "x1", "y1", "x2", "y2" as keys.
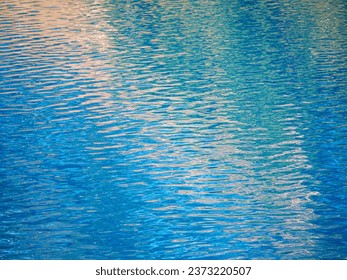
[{"x1": 0, "y1": 0, "x2": 346, "y2": 259}]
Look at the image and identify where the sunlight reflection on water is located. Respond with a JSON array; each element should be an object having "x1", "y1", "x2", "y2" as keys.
[{"x1": 0, "y1": 0, "x2": 346, "y2": 259}]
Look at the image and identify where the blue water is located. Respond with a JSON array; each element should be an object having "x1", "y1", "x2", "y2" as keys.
[{"x1": 0, "y1": 0, "x2": 346, "y2": 259}]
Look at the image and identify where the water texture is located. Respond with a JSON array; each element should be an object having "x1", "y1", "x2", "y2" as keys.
[{"x1": 0, "y1": 0, "x2": 346, "y2": 259}]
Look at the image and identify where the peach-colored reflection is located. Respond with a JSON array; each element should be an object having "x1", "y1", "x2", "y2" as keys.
[{"x1": 3, "y1": 0, "x2": 116, "y2": 100}]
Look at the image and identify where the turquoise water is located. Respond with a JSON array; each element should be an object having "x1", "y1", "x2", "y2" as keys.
[{"x1": 0, "y1": 0, "x2": 346, "y2": 259}]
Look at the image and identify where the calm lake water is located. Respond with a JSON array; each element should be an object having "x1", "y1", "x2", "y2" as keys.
[{"x1": 0, "y1": 0, "x2": 346, "y2": 259}]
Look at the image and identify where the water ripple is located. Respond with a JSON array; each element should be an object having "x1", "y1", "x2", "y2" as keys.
[{"x1": 0, "y1": 0, "x2": 346, "y2": 259}]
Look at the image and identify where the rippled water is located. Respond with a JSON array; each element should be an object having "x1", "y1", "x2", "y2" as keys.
[{"x1": 0, "y1": 0, "x2": 346, "y2": 259}]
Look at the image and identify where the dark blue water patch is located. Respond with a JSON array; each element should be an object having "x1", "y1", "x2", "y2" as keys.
[{"x1": 0, "y1": 0, "x2": 346, "y2": 259}]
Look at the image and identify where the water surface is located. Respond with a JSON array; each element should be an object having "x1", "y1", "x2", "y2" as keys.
[{"x1": 0, "y1": 0, "x2": 346, "y2": 259}]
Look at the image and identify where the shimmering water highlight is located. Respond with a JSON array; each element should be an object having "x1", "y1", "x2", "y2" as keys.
[{"x1": 0, "y1": 0, "x2": 346, "y2": 259}]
